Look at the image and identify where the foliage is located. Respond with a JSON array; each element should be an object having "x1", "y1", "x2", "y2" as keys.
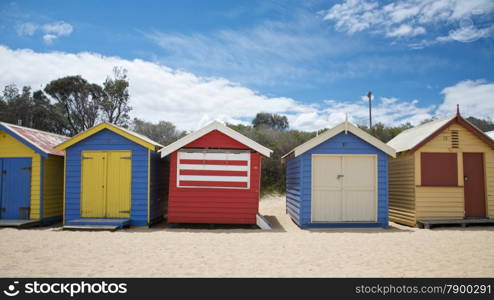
[
  {"x1": 252, "y1": 112, "x2": 289, "y2": 130},
  {"x1": 358, "y1": 122, "x2": 413, "y2": 143},
  {"x1": 0, "y1": 85, "x2": 65, "y2": 134},
  {"x1": 132, "y1": 118, "x2": 186, "y2": 145},
  {"x1": 44, "y1": 75, "x2": 105, "y2": 136},
  {"x1": 228, "y1": 123, "x2": 315, "y2": 194},
  {"x1": 466, "y1": 116, "x2": 494, "y2": 132},
  {"x1": 100, "y1": 67, "x2": 132, "y2": 127}
]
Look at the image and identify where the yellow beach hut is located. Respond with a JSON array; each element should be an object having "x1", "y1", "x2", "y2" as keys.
[
  {"x1": 54, "y1": 122, "x2": 165, "y2": 229},
  {"x1": 387, "y1": 109, "x2": 494, "y2": 228},
  {"x1": 0, "y1": 122, "x2": 68, "y2": 227}
]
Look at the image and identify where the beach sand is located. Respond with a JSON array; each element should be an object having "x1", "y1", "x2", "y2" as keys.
[{"x1": 1, "y1": 195, "x2": 493, "y2": 277}]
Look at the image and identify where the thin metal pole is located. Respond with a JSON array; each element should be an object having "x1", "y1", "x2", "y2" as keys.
[{"x1": 367, "y1": 91, "x2": 372, "y2": 129}]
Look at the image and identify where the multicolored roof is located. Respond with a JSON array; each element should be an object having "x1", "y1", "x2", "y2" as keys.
[{"x1": 0, "y1": 122, "x2": 69, "y2": 156}]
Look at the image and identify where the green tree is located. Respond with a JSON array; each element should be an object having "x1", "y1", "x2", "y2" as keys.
[
  {"x1": 359, "y1": 122, "x2": 413, "y2": 143},
  {"x1": 252, "y1": 112, "x2": 289, "y2": 130},
  {"x1": 228, "y1": 123, "x2": 315, "y2": 194},
  {"x1": 132, "y1": 118, "x2": 186, "y2": 145},
  {"x1": 100, "y1": 67, "x2": 132, "y2": 127},
  {"x1": 45, "y1": 75, "x2": 104, "y2": 136},
  {"x1": 0, "y1": 85, "x2": 32, "y2": 126},
  {"x1": 466, "y1": 116, "x2": 494, "y2": 132}
]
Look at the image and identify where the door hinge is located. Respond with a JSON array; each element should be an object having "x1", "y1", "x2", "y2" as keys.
[
  {"x1": 120, "y1": 156, "x2": 132, "y2": 160},
  {"x1": 82, "y1": 156, "x2": 93, "y2": 160},
  {"x1": 21, "y1": 167, "x2": 32, "y2": 171},
  {"x1": 119, "y1": 210, "x2": 130, "y2": 214}
]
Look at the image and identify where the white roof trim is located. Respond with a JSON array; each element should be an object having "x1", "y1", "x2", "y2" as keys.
[
  {"x1": 486, "y1": 130, "x2": 494, "y2": 140},
  {"x1": 282, "y1": 121, "x2": 396, "y2": 159},
  {"x1": 386, "y1": 116, "x2": 455, "y2": 153},
  {"x1": 159, "y1": 121, "x2": 273, "y2": 158},
  {"x1": 110, "y1": 123, "x2": 163, "y2": 148}
]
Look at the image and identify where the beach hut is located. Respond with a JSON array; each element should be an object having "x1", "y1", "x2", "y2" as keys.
[
  {"x1": 0, "y1": 122, "x2": 68, "y2": 227},
  {"x1": 54, "y1": 122, "x2": 166, "y2": 229},
  {"x1": 387, "y1": 109, "x2": 494, "y2": 227},
  {"x1": 159, "y1": 121, "x2": 272, "y2": 225},
  {"x1": 282, "y1": 121, "x2": 396, "y2": 228}
]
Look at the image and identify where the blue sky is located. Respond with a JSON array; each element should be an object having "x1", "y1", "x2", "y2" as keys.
[{"x1": 0, "y1": 0, "x2": 493, "y2": 130}]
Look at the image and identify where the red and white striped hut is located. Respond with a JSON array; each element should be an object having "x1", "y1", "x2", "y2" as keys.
[{"x1": 159, "y1": 121, "x2": 272, "y2": 225}]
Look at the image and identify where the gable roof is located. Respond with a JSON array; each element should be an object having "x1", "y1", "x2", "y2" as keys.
[
  {"x1": 487, "y1": 130, "x2": 494, "y2": 140},
  {"x1": 0, "y1": 122, "x2": 69, "y2": 157},
  {"x1": 54, "y1": 122, "x2": 163, "y2": 152},
  {"x1": 387, "y1": 116, "x2": 455, "y2": 153},
  {"x1": 159, "y1": 121, "x2": 273, "y2": 158},
  {"x1": 387, "y1": 114, "x2": 494, "y2": 153},
  {"x1": 282, "y1": 121, "x2": 396, "y2": 159}
]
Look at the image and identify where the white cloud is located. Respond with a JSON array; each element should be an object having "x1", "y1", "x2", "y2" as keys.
[
  {"x1": 144, "y1": 13, "x2": 365, "y2": 87},
  {"x1": 438, "y1": 24, "x2": 494, "y2": 43},
  {"x1": 14, "y1": 21, "x2": 73, "y2": 44},
  {"x1": 322, "y1": 0, "x2": 494, "y2": 45},
  {"x1": 42, "y1": 34, "x2": 57, "y2": 45},
  {"x1": 387, "y1": 24, "x2": 426, "y2": 37},
  {"x1": 16, "y1": 22, "x2": 38, "y2": 36},
  {"x1": 42, "y1": 21, "x2": 73, "y2": 37},
  {"x1": 438, "y1": 79, "x2": 494, "y2": 119},
  {"x1": 0, "y1": 46, "x2": 443, "y2": 131}
]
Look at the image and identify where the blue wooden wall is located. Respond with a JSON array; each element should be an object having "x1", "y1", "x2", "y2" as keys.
[
  {"x1": 285, "y1": 156, "x2": 302, "y2": 226},
  {"x1": 286, "y1": 131, "x2": 389, "y2": 228},
  {"x1": 65, "y1": 129, "x2": 152, "y2": 226}
]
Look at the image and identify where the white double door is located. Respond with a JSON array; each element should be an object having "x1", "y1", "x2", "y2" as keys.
[{"x1": 312, "y1": 155, "x2": 377, "y2": 222}]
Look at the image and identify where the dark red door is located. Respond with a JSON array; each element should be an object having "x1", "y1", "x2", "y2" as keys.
[{"x1": 463, "y1": 153, "x2": 486, "y2": 218}]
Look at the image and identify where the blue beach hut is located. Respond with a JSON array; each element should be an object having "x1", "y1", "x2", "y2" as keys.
[
  {"x1": 54, "y1": 122, "x2": 166, "y2": 229},
  {"x1": 282, "y1": 121, "x2": 396, "y2": 228}
]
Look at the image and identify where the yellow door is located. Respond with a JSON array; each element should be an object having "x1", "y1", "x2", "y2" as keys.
[
  {"x1": 106, "y1": 151, "x2": 131, "y2": 218},
  {"x1": 81, "y1": 151, "x2": 107, "y2": 217},
  {"x1": 81, "y1": 151, "x2": 131, "y2": 218}
]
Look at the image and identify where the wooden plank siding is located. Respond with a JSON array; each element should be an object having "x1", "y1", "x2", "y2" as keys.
[
  {"x1": 167, "y1": 150, "x2": 261, "y2": 224},
  {"x1": 42, "y1": 155, "x2": 64, "y2": 218},
  {"x1": 293, "y1": 131, "x2": 389, "y2": 228},
  {"x1": 390, "y1": 121, "x2": 494, "y2": 226},
  {"x1": 285, "y1": 156, "x2": 301, "y2": 225},
  {"x1": 388, "y1": 152, "x2": 416, "y2": 226},
  {"x1": 149, "y1": 150, "x2": 168, "y2": 224},
  {"x1": 0, "y1": 129, "x2": 42, "y2": 220},
  {"x1": 64, "y1": 129, "x2": 150, "y2": 226},
  {"x1": 415, "y1": 123, "x2": 494, "y2": 221}
]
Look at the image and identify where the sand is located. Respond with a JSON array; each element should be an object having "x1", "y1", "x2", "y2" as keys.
[{"x1": 1, "y1": 195, "x2": 494, "y2": 277}]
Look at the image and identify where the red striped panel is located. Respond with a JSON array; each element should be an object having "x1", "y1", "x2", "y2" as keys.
[
  {"x1": 179, "y1": 159, "x2": 248, "y2": 166},
  {"x1": 179, "y1": 170, "x2": 248, "y2": 176},
  {"x1": 179, "y1": 181, "x2": 248, "y2": 188}
]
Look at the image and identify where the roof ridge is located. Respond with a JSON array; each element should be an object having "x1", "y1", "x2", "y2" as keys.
[
  {"x1": 0, "y1": 121, "x2": 69, "y2": 138},
  {"x1": 399, "y1": 115, "x2": 454, "y2": 134}
]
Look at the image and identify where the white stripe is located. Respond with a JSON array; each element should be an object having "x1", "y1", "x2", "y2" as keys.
[
  {"x1": 179, "y1": 175, "x2": 248, "y2": 182},
  {"x1": 179, "y1": 152, "x2": 250, "y2": 161},
  {"x1": 179, "y1": 164, "x2": 249, "y2": 171}
]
